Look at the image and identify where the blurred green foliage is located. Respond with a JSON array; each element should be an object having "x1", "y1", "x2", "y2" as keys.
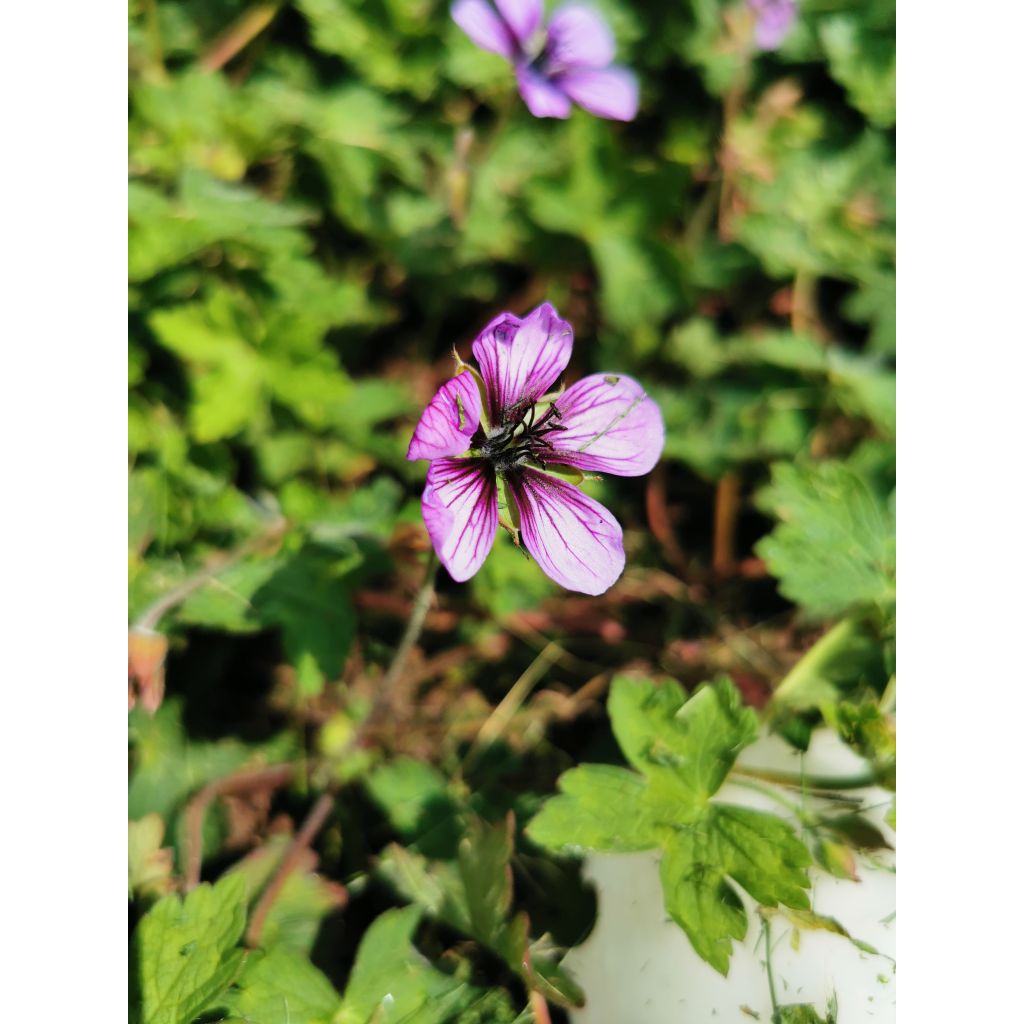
[{"x1": 129, "y1": 0, "x2": 895, "y2": 1017}]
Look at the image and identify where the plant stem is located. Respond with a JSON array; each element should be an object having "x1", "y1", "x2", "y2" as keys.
[
  {"x1": 791, "y1": 268, "x2": 822, "y2": 339},
  {"x1": 246, "y1": 792, "x2": 337, "y2": 947},
  {"x1": 198, "y1": 1, "x2": 282, "y2": 73},
  {"x1": 462, "y1": 640, "x2": 560, "y2": 771},
  {"x1": 712, "y1": 473, "x2": 741, "y2": 576},
  {"x1": 731, "y1": 763, "x2": 876, "y2": 792},
  {"x1": 730, "y1": 777, "x2": 807, "y2": 820},
  {"x1": 140, "y1": 0, "x2": 168, "y2": 81},
  {"x1": 529, "y1": 989, "x2": 553, "y2": 1024},
  {"x1": 763, "y1": 916, "x2": 780, "y2": 1017},
  {"x1": 770, "y1": 616, "x2": 860, "y2": 710},
  {"x1": 182, "y1": 763, "x2": 298, "y2": 891}
]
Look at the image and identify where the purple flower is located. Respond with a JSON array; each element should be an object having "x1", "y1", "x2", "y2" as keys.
[
  {"x1": 749, "y1": 0, "x2": 797, "y2": 50},
  {"x1": 407, "y1": 303, "x2": 664, "y2": 595},
  {"x1": 452, "y1": 0, "x2": 639, "y2": 121}
]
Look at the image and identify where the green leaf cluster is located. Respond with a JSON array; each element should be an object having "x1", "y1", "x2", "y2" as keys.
[
  {"x1": 128, "y1": 0, "x2": 896, "y2": 1014},
  {"x1": 379, "y1": 815, "x2": 584, "y2": 1008},
  {"x1": 130, "y1": 883, "x2": 520, "y2": 1024},
  {"x1": 528, "y1": 677, "x2": 812, "y2": 974}
]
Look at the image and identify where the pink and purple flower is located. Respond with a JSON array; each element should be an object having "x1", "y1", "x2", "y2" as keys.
[
  {"x1": 749, "y1": 0, "x2": 797, "y2": 51},
  {"x1": 407, "y1": 303, "x2": 664, "y2": 595},
  {"x1": 452, "y1": 0, "x2": 639, "y2": 121}
]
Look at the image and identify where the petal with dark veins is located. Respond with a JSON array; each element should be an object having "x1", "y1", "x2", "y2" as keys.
[
  {"x1": 547, "y1": 372, "x2": 664, "y2": 477},
  {"x1": 422, "y1": 458, "x2": 498, "y2": 582},
  {"x1": 407, "y1": 371, "x2": 483, "y2": 461},
  {"x1": 509, "y1": 468, "x2": 625, "y2": 595},
  {"x1": 472, "y1": 302, "x2": 573, "y2": 418}
]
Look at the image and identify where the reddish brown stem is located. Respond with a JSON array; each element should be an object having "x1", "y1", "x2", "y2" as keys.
[
  {"x1": 246, "y1": 793, "x2": 336, "y2": 947},
  {"x1": 712, "y1": 473, "x2": 741, "y2": 576},
  {"x1": 645, "y1": 463, "x2": 689, "y2": 577},
  {"x1": 529, "y1": 990, "x2": 553, "y2": 1024},
  {"x1": 182, "y1": 764, "x2": 296, "y2": 891}
]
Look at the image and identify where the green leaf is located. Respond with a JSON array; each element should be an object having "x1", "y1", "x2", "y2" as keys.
[
  {"x1": 656, "y1": 381, "x2": 813, "y2": 479},
  {"x1": 149, "y1": 303, "x2": 266, "y2": 444},
  {"x1": 657, "y1": 806, "x2": 811, "y2": 977},
  {"x1": 378, "y1": 818, "x2": 584, "y2": 1009},
  {"x1": 773, "y1": 1004, "x2": 836, "y2": 1024},
  {"x1": 776, "y1": 907, "x2": 887, "y2": 961},
  {"x1": 226, "y1": 833, "x2": 348, "y2": 956},
  {"x1": 129, "y1": 701, "x2": 255, "y2": 823},
  {"x1": 223, "y1": 948, "x2": 340, "y2": 1024},
  {"x1": 659, "y1": 831, "x2": 747, "y2": 976},
  {"x1": 336, "y1": 906, "x2": 492, "y2": 1024},
  {"x1": 771, "y1": 615, "x2": 888, "y2": 712},
  {"x1": 128, "y1": 814, "x2": 175, "y2": 902},
  {"x1": 831, "y1": 700, "x2": 896, "y2": 788},
  {"x1": 129, "y1": 874, "x2": 248, "y2": 1024},
  {"x1": 529, "y1": 677, "x2": 812, "y2": 975},
  {"x1": 710, "y1": 806, "x2": 811, "y2": 909},
  {"x1": 820, "y1": 13, "x2": 896, "y2": 128},
  {"x1": 756, "y1": 460, "x2": 895, "y2": 619},
  {"x1": 365, "y1": 756, "x2": 461, "y2": 855},
  {"x1": 251, "y1": 547, "x2": 358, "y2": 695},
  {"x1": 456, "y1": 814, "x2": 515, "y2": 941},
  {"x1": 176, "y1": 556, "x2": 283, "y2": 633},
  {"x1": 525, "y1": 764, "x2": 666, "y2": 853},
  {"x1": 609, "y1": 676, "x2": 758, "y2": 804}
]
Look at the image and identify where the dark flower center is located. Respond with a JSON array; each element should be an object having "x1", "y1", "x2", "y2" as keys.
[{"x1": 475, "y1": 398, "x2": 566, "y2": 475}]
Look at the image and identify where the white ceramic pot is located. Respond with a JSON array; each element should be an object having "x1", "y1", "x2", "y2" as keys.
[{"x1": 565, "y1": 730, "x2": 896, "y2": 1024}]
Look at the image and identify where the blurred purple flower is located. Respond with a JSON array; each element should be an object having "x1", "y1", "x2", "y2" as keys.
[
  {"x1": 452, "y1": 0, "x2": 638, "y2": 121},
  {"x1": 749, "y1": 0, "x2": 797, "y2": 50},
  {"x1": 407, "y1": 303, "x2": 664, "y2": 595}
]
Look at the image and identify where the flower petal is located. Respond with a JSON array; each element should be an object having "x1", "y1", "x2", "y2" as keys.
[
  {"x1": 508, "y1": 468, "x2": 625, "y2": 595},
  {"x1": 545, "y1": 4, "x2": 615, "y2": 71},
  {"x1": 407, "y1": 371, "x2": 483, "y2": 461},
  {"x1": 422, "y1": 458, "x2": 498, "y2": 582},
  {"x1": 495, "y1": 0, "x2": 542, "y2": 46},
  {"x1": 452, "y1": 0, "x2": 516, "y2": 59},
  {"x1": 472, "y1": 302, "x2": 574, "y2": 418},
  {"x1": 515, "y1": 65, "x2": 573, "y2": 119},
  {"x1": 557, "y1": 66, "x2": 639, "y2": 121},
  {"x1": 750, "y1": 0, "x2": 797, "y2": 50},
  {"x1": 547, "y1": 372, "x2": 664, "y2": 476}
]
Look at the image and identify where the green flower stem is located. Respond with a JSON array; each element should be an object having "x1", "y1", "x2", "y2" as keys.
[
  {"x1": 731, "y1": 763, "x2": 877, "y2": 793},
  {"x1": 762, "y1": 915, "x2": 780, "y2": 1016},
  {"x1": 770, "y1": 616, "x2": 860, "y2": 710}
]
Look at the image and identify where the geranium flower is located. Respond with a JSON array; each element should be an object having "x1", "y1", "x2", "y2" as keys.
[
  {"x1": 452, "y1": 0, "x2": 639, "y2": 121},
  {"x1": 407, "y1": 303, "x2": 664, "y2": 595},
  {"x1": 749, "y1": 0, "x2": 797, "y2": 50}
]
